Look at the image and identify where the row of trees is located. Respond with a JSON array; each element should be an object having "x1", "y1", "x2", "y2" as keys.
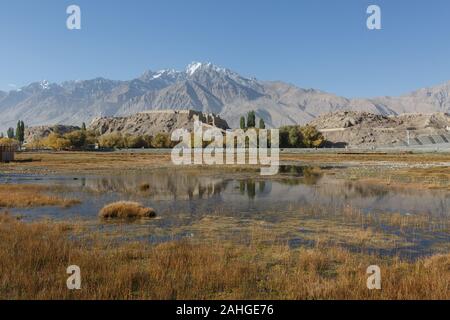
[
  {"x1": 240, "y1": 111, "x2": 265, "y2": 129},
  {"x1": 0, "y1": 121, "x2": 25, "y2": 144},
  {"x1": 27, "y1": 129, "x2": 175, "y2": 151},
  {"x1": 2, "y1": 118, "x2": 325, "y2": 150},
  {"x1": 97, "y1": 132, "x2": 174, "y2": 149},
  {"x1": 238, "y1": 111, "x2": 324, "y2": 148}
]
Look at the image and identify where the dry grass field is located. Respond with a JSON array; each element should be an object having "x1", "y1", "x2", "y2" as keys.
[
  {"x1": 0, "y1": 213, "x2": 448, "y2": 300},
  {"x1": 2, "y1": 151, "x2": 450, "y2": 174},
  {"x1": 1, "y1": 151, "x2": 449, "y2": 300},
  {"x1": 0, "y1": 184, "x2": 79, "y2": 208}
]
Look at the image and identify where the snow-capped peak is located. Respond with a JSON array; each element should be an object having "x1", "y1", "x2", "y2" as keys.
[
  {"x1": 186, "y1": 62, "x2": 203, "y2": 75},
  {"x1": 186, "y1": 61, "x2": 229, "y2": 76},
  {"x1": 40, "y1": 80, "x2": 50, "y2": 90},
  {"x1": 152, "y1": 69, "x2": 178, "y2": 79}
]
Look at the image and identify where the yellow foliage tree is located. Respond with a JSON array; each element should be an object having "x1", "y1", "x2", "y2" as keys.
[
  {"x1": 299, "y1": 125, "x2": 325, "y2": 148},
  {"x1": 42, "y1": 133, "x2": 71, "y2": 150}
]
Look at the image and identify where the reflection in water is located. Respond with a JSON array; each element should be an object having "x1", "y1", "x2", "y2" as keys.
[
  {"x1": 3, "y1": 167, "x2": 449, "y2": 219},
  {"x1": 278, "y1": 165, "x2": 323, "y2": 185},
  {"x1": 3, "y1": 166, "x2": 449, "y2": 258}
]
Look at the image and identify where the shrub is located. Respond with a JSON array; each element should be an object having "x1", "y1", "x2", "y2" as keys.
[
  {"x1": 139, "y1": 183, "x2": 150, "y2": 191},
  {"x1": 99, "y1": 201, "x2": 156, "y2": 219}
]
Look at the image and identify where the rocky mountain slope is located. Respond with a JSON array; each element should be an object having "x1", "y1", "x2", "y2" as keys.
[
  {"x1": 24, "y1": 124, "x2": 81, "y2": 142},
  {"x1": 2, "y1": 62, "x2": 450, "y2": 132},
  {"x1": 310, "y1": 111, "x2": 450, "y2": 148},
  {"x1": 89, "y1": 110, "x2": 229, "y2": 137}
]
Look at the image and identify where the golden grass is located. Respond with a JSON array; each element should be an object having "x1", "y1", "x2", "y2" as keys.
[
  {"x1": 99, "y1": 201, "x2": 156, "y2": 219},
  {"x1": 1, "y1": 151, "x2": 171, "y2": 174},
  {"x1": 0, "y1": 184, "x2": 80, "y2": 208},
  {"x1": 0, "y1": 214, "x2": 448, "y2": 300},
  {"x1": 282, "y1": 152, "x2": 450, "y2": 164},
  {"x1": 3, "y1": 151, "x2": 450, "y2": 175}
]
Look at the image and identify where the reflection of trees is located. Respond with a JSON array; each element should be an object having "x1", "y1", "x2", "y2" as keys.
[
  {"x1": 247, "y1": 180, "x2": 256, "y2": 199},
  {"x1": 278, "y1": 166, "x2": 323, "y2": 186},
  {"x1": 84, "y1": 172, "x2": 229, "y2": 201},
  {"x1": 343, "y1": 182, "x2": 389, "y2": 198},
  {"x1": 236, "y1": 180, "x2": 266, "y2": 199},
  {"x1": 239, "y1": 181, "x2": 245, "y2": 195},
  {"x1": 259, "y1": 181, "x2": 266, "y2": 193}
]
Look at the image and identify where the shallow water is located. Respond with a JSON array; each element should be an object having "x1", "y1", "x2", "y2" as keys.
[{"x1": 2, "y1": 166, "x2": 449, "y2": 258}]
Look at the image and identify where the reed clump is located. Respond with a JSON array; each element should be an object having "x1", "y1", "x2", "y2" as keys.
[{"x1": 99, "y1": 201, "x2": 156, "y2": 219}]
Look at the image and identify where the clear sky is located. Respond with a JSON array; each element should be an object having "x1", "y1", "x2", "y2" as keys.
[{"x1": 1, "y1": 0, "x2": 450, "y2": 97}]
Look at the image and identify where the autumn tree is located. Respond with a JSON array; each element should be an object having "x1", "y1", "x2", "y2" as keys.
[{"x1": 299, "y1": 125, "x2": 325, "y2": 148}]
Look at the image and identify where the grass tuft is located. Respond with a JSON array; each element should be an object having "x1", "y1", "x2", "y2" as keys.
[
  {"x1": 139, "y1": 183, "x2": 150, "y2": 192},
  {"x1": 99, "y1": 201, "x2": 156, "y2": 219}
]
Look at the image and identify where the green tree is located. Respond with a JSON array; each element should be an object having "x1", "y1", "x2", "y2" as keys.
[
  {"x1": 16, "y1": 120, "x2": 25, "y2": 144},
  {"x1": 259, "y1": 118, "x2": 266, "y2": 129},
  {"x1": 288, "y1": 127, "x2": 302, "y2": 147},
  {"x1": 21, "y1": 121, "x2": 25, "y2": 142},
  {"x1": 81, "y1": 122, "x2": 87, "y2": 131},
  {"x1": 247, "y1": 111, "x2": 256, "y2": 128},
  {"x1": 240, "y1": 116, "x2": 246, "y2": 129},
  {"x1": 279, "y1": 126, "x2": 302, "y2": 148},
  {"x1": 7, "y1": 127, "x2": 14, "y2": 139}
]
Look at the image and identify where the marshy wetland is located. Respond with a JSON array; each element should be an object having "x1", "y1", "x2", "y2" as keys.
[{"x1": 0, "y1": 151, "x2": 449, "y2": 299}]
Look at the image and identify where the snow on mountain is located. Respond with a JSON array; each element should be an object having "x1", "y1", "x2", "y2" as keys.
[{"x1": 1, "y1": 62, "x2": 450, "y2": 133}]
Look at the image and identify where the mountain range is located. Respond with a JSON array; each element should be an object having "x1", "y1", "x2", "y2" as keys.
[{"x1": 1, "y1": 62, "x2": 450, "y2": 133}]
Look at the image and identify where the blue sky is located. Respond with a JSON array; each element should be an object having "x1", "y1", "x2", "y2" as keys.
[{"x1": 1, "y1": 0, "x2": 450, "y2": 97}]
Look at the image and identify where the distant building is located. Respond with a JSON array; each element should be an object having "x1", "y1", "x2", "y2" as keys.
[{"x1": 0, "y1": 144, "x2": 16, "y2": 162}]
